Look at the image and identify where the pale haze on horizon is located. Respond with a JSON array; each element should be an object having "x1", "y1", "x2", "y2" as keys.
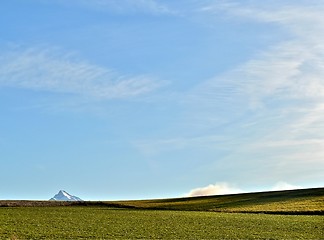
[{"x1": 1, "y1": 0, "x2": 323, "y2": 201}]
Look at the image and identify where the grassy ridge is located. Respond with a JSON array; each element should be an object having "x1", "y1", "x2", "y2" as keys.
[
  {"x1": 116, "y1": 187, "x2": 324, "y2": 214},
  {"x1": 1, "y1": 188, "x2": 323, "y2": 214}
]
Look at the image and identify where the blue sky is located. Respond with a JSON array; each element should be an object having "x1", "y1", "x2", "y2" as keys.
[{"x1": 1, "y1": 0, "x2": 323, "y2": 200}]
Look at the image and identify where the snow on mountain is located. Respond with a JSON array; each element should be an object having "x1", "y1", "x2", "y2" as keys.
[{"x1": 49, "y1": 190, "x2": 83, "y2": 201}]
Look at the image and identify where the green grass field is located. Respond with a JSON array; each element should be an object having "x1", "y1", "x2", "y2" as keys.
[
  {"x1": 0, "y1": 207, "x2": 323, "y2": 239},
  {"x1": 0, "y1": 188, "x2": 323, "y2": 239}
]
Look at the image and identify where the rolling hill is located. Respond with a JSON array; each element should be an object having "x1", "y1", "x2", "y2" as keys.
[
  {"x1": 116, "y1": 187, "x2": 324, "y2": 214},
  {"x1": 1, "y1": 187, "x2": 323, "y2": 215}
]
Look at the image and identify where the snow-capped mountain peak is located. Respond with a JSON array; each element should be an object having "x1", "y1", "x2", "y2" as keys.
[{"x1": 49, "y1": 190, "x2": 83, "y2": 201}]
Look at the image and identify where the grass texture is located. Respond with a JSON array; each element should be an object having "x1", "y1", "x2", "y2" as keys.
[{"x1": 1, "y1": 207, "x2": 323, "y2": 239}]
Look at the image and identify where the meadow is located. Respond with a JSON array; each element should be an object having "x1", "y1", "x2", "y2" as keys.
[
  {"x1": 0, "y1": 207, "x2": 323, "y2": 239},
  {"x1": 0, "y1": 188, "x2": 323, "y2": 239}
]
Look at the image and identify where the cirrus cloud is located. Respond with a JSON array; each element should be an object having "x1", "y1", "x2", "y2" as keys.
[
  {"x1": 0, "y1": 47, "x2": 164, "y2": 99},
  {"x1": 38, "y1": 0, "x2": 174, "y2": 15}
]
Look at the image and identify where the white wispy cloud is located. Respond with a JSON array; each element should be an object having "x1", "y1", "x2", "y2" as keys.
[
  {"x1": 40, "y1": 0, "x2": 173, "y2": 15},
  {"x1": 0, "y1": 47, "x2": 163, "y2": 99},
  {"x1": 191, "y1": 39, "x2": 324, "y2": 109}
]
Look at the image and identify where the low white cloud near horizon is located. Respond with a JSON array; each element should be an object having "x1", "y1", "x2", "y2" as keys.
[
  {"x1": 271, "y1": 181, "x2": 301, "y2": 191},
  {"x1": 186, "y1": 183, "x2": 243, "y2": 197},
  {"x1": 186, "y1": 181, "x2": 306, "y2": 197}
]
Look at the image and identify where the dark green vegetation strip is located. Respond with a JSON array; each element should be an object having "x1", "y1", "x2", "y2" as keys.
[{"x1": 0, "y1": 207, "x2": 323, "y2": 239}]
